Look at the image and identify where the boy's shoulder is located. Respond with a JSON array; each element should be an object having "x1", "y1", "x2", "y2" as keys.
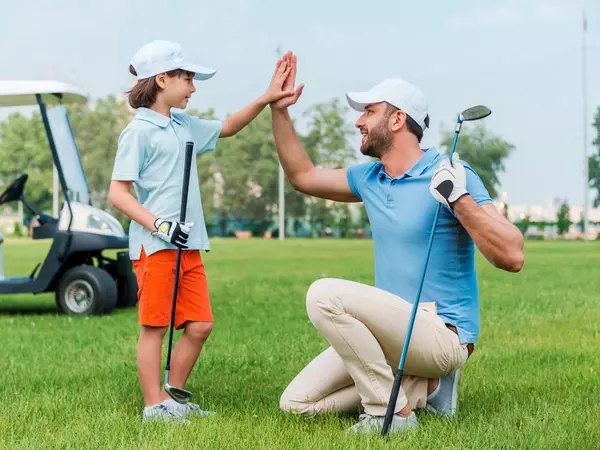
[
  {"x1": 119, "y1": 117, "x2": 156, "y2": 139},
  {"x1": 172, "y1": 112, "x2": 220, "y2": 127}
]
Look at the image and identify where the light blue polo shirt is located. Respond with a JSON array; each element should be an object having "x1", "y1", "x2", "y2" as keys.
[
  {"x1": 347, "y1": 147, "x2": 492, "y2": 344},
  {"x1": 111, "y1": 107, "x2": 222, "y2": 260}
]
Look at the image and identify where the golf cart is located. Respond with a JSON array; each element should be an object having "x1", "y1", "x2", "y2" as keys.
[{"x1": 0, "y1": 80, "x2": 137, "y2": 315}]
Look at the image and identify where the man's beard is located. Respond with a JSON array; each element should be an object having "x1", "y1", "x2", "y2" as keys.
[{"x1": 360, "y1": 119, "x2": 393, "y2": 158}]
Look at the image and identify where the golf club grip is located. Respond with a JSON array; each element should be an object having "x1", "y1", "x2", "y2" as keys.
[{"x1": 179, "y1": 141, "x2": 194, "y2": 223}]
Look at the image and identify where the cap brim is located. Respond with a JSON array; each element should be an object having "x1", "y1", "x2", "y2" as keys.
[
  {"x1": 345, "y1": 92, "x2": 384, "y2": 112},
  {"x1": 182, "y1": 64, "x2": 217, "y2": 81}
]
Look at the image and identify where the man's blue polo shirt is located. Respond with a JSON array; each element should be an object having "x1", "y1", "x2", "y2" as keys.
[{"x1": 346, "y1": 147, "x2": 492, "y2": 344}]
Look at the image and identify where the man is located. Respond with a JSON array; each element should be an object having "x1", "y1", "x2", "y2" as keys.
[{"x1": 270, "y1": 52, "x2": 524, "y2": 435}]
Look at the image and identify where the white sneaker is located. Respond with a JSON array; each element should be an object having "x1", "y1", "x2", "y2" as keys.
[
  {"x1": 142, "y1": 404, "x2": 190, "y2": 424},
  {"x1": 162, "y1": 399, "x2": 215, "y2": 418},
  {"x1": 426, "y1": 368, "x2": 461, "y2": 418},
  {"x1": 348, "y1": 412, "x2": 418, "y2": 434}
]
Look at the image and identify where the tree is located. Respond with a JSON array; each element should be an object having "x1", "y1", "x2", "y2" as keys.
[
  {"x1": 589, "y1": 106, "x2": 600, "y2": 207},
  {"x1": 0, "y1": 112, "x2": 54, "y2": 214},
  {"x1": 440, "y1": 124, "x2": 514, "y2": 199},
  {"x1": 556, "y1": 200, "x2": 572, "y2": 236}
]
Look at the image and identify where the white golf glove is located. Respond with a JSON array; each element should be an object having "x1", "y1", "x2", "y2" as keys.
[
  {"x1": 429, "y1": 152, "x2": 468, "y2": 209},
  {"x1": 152, "y1": 218, "x2": 193, "y2": 249}
]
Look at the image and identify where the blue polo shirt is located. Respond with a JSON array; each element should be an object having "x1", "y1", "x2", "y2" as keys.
[
  {"x1": 347, "y1": 147, "x2": 492, "y2": 344},
  {"x1": 111, "y1": 107, "x2": 222, "y2": 260}
]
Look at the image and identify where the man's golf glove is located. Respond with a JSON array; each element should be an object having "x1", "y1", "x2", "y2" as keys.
[
  {"x1": 429, "y1": 152, "x2": 468, "y2": 209},
  {"x1": 152, "y1": 218, "x2": 193, "y2": 249}
]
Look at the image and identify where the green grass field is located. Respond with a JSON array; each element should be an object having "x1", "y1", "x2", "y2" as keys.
[{"x1": 0, "y1": 238, "x2": 599, "y2": 449}]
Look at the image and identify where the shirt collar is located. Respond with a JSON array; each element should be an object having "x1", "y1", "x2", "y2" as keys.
[
  {"x1": 377, "y1": 147, "x2": 440, "y2": 180},
  {"x1": 134, "y1": 107, "x2": 183, "y2": 128}
]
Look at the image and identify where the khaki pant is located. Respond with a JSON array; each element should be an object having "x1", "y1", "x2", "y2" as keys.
[{"x1": 280, "y1": 278, "x2": 470, "y2": 417}]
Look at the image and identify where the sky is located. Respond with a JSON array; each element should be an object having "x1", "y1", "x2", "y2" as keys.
[{"x1": 1, "y1": 0, "x2": 599, "y2": 207}]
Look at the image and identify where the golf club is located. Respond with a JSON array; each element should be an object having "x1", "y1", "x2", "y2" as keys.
[
  {"x1": 164, "y1": 141, "x2": 195, "y2": 404},
  {"x1": 381, "y1": 105, "x2": 492, "y2": 437}
]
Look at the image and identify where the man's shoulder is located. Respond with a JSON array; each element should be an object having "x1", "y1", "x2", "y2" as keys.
[{"x1": 347, "y1": 160, "x2": 382, "y2": 181}]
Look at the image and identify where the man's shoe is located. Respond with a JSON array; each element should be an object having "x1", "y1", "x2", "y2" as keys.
[
  {"x1": 426, "y1": 368, "x2": 461, "y2": 418},
  {"x1": 348, "y1": 412, "x2": 418, "y2": 435}
]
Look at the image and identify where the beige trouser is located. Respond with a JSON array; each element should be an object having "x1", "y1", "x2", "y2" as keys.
[{"x1": 280, "y1": 278, "x2": 470, "y2": 417}]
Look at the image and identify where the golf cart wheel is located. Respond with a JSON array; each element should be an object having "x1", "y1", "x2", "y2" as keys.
[
  {"x1": 56, "y1": 266, "x2": 117, "y2": 315},
  {"x1": 116, "y1": 271, "x2": 138, "y2": 309}
]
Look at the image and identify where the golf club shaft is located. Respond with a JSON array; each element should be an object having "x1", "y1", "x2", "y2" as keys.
[
  {"x1": 164, "y1": 142, "x2": 195, "y2": 379},
  {"x1": 381, "y1": 119, "x2": 462, "y2": 437}
]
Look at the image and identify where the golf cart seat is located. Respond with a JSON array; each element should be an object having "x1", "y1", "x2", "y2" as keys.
[
  {"x1": 31, "y1": 214, "x2": 59, "y2": 239},
  {"x1": 0, "y1": 173, "x2": 59, "y2": 239}
]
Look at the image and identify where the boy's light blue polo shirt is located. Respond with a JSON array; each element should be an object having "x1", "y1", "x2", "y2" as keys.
[
  {"x1": 111, "y1": 107, "x2": 222, "y2": 260},
  {"x1": 346, "y1": 147, "x2": 492, "y2": 345}
]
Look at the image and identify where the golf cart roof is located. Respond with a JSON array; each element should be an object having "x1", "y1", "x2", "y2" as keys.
[{"x1": 0, "y1": 80, "x2": 88, "y2": 107}]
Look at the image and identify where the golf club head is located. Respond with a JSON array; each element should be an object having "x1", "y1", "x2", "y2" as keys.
[
  {"x1": 165, "y1": 383, "x2": 192, "y2": 404},
  {"x1": 460, "y1": 105, "x2": 491, "y2": 122}
]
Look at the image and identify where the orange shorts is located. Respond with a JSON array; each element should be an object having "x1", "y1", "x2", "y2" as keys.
[{"x1": 133, "y1": 247, "x2": 213, "y2": 329}]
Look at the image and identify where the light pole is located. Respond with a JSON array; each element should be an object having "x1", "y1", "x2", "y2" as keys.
[
  {"x1": 276, "y1": 46, "x2": 285, "y2": 240},
  {"x1": 582, "y1": 10, "x2": 589, "y2": 238}
]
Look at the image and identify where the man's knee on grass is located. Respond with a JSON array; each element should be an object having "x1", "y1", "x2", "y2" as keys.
[
  {"x1": 183, "y1": 321, "x2": 213, "y2": 343},
  {"x1": 306, "y1": 278, "x2": 347, "y2": 326},
  {"x1": 279, "y1": 387, "x2": 314, "y2": 415}
]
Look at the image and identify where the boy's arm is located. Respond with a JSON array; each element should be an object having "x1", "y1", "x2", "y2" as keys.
[
  {"x1": 219, "y1": 58, "x2": 295, "y2": 138},
  {"x1": 108, "y1": 180, "x2": 192, "y2": 249},
  {"x1": 108, "y1": 180, "x2": 157, "y2": 232}
]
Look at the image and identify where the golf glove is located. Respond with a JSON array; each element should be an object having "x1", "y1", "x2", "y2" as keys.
[
  {"x1": 429, "y1": 153, "x2": 468, "y2": 209},
  {"x1": 152, "y1": 218, "x2": 193, "y2": 249}
]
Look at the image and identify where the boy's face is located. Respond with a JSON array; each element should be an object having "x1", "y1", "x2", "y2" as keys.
[{"x1": 159, "y1": 73, "x2": 196, "y2": 109}]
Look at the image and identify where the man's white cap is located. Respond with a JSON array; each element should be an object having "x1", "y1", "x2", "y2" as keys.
[
  {"x1": 130, "y1": 40, "x2": 216, "y2": 81},
  {"x1": 346, "y1": 78, "x2": 429, "y2": 130}
]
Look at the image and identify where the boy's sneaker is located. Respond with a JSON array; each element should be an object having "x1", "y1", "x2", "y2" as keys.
[
  {"x1": 347, "y1": 412, "x2": 418, "y2": 435},
  {"x1": 162, "y1": 399, "x2": 215, "y2": 418},
  {"x1": 426, "y1": 368, "x2": 461, "y2": 418},
  {"x1": 142, "y1": 404, "x2": 190, "y2": 424}
]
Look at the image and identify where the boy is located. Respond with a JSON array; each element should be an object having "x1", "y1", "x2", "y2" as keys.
[{"x1": 108, "y1": 40, "x2": 293, "y2": 423}]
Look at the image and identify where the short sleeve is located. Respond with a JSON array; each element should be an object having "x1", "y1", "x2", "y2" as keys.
[
  {"x1": 464, "y1": 163, "x2": 492, "y2": 206},
  {"x1": 111, "y1": 127, "x2": 144, "y2": 182},
  {"x1": 186, "y1": 115, "x2": 223, "y2": 154},
  {"x1": 347, "y1": 162, "x2": 378, "y2": 201}
]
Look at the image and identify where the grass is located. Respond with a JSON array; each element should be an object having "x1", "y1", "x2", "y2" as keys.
[{"x1": 0, "y1": 238, "x2": 599, "y2": 449}]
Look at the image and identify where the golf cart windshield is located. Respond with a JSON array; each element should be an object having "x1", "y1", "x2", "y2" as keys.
[{"x1": 46, "y1": 106, "x2": 90, "y2": 205}]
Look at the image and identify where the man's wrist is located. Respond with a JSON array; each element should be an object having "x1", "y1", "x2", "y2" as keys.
[{"x1": 450, "y1": 193, "x2": 471, "y2": 210}]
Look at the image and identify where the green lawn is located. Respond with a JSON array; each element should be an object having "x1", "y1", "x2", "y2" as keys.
[{"x1": 0, "y1": 238, "x2": 599, "y2": 449}]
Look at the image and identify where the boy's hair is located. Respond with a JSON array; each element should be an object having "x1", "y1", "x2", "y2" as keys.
[{"x1": 127, "y1": 65, "x2": 195, "y2": 109}]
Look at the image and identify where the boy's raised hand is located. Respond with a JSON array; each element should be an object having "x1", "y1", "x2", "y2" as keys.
[{"x1": 268, "y1": 51, "x2": 305, "y2": 111}]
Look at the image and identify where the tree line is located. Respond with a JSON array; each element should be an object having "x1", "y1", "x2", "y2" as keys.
[{"x1": 4, "y1": 94, "x2": 597, "y2": 238}]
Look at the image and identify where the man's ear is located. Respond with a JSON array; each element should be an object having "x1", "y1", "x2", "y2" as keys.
[{"x1": 390, "y1": 110, "x2": 406, "y2": 132}]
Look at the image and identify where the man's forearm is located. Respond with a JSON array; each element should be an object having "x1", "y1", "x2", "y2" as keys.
[
  {"x1": 452, "y1": 195, "x2": 524, "y2": 272},
  {"x1": 271, "y1": 108, "x2": 314, "y2": 186},
  {"x1": 221, "y1": 97, "x2": 268, "y2": 137}
]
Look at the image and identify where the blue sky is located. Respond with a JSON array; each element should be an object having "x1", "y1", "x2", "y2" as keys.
[{"x1": 1, "y1": 0, "x2": 599, "y2": 207}]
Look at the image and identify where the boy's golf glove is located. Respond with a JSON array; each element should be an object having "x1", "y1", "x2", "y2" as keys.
[
  {"x1": 429, "y1": 152, "x2": 468, "y2": 209},
  {"x1": 152, "y1": 218, "x2": 193, "y2": 249}
]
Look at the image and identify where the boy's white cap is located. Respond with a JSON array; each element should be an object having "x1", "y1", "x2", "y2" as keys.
[
  {"x1": 346, "y1": 78, "x2": 429, "y2": 130},
  {"x1": 130, "y1": 40, "x2": 216, "y2": 81}
]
